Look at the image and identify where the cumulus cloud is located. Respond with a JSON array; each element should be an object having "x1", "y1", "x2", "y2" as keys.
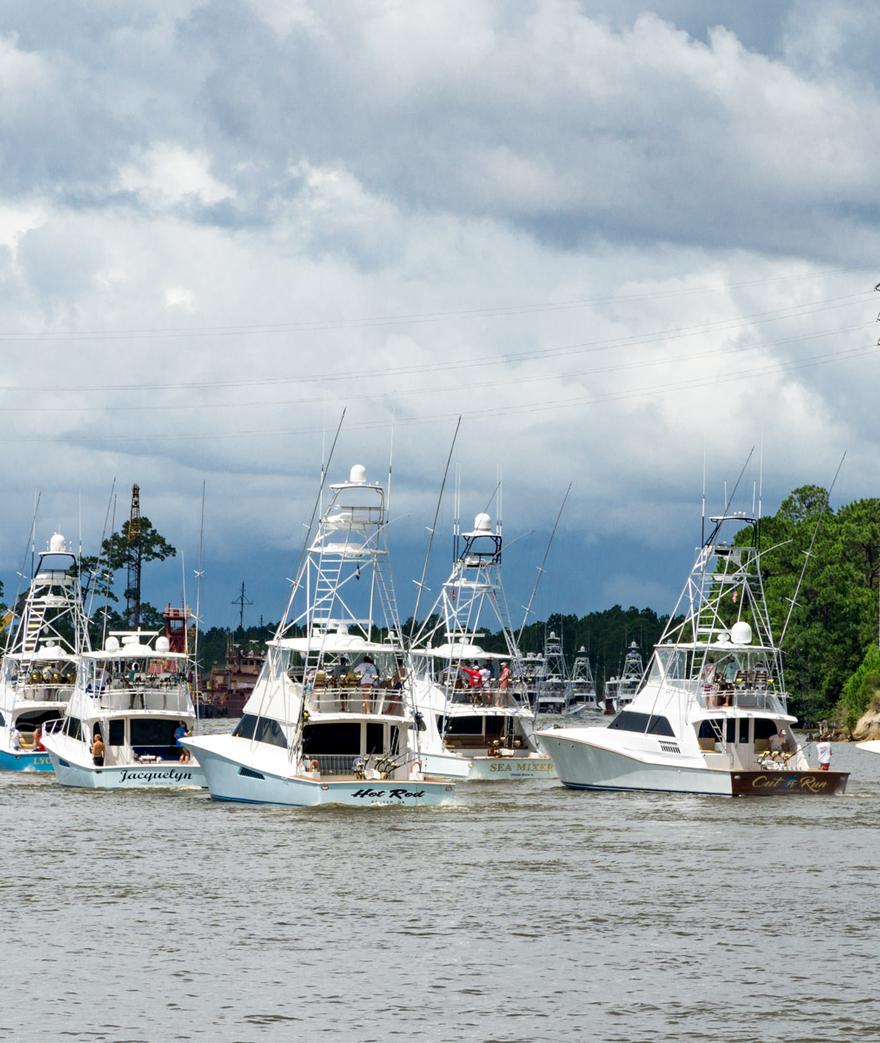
[{"x1": 0, "y1": 1, "x2": 876, "y2": 621}]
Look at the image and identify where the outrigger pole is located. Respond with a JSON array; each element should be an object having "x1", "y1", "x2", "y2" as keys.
[
  {"x1": 516, "y1": 482, "x2": 572, "y2": 654},
  {"x1": 409, "y1": 416, "x2": 461, "y2": 643},
  {"x1": 780, "y1": 450, "x2": 846, "y2": 646}
]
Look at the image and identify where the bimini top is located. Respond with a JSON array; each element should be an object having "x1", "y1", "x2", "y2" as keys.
[
  {"x1": 413, "y1": 641, "x2": 508, "y2": 661},
  {"x1": 6, "y1": 643, "x2": 76, "y2": 662},
  {"x1": 272, "y1": 634, "x2": 400, "y2": 655}
]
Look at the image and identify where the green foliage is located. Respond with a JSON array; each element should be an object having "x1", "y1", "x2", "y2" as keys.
[
  {"x1": 839, "y1": 644, "x2": 880, "y2": 730},
  {"x1": 82, "y1": 516, "x2": 176, "y2": 605},
  {"x1": 736, "y1": 486, "x2": 880, "y2": 719}
]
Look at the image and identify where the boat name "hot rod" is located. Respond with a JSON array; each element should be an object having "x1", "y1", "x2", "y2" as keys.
[{"x1": 351, "y1": 787, "x2": 425, "y2": 799}]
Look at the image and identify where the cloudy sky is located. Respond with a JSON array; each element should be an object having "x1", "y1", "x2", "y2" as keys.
[{"x1": 0, "y1": 0, "x2": 877, "y2": 631}]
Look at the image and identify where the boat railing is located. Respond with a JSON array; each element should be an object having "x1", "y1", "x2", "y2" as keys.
[
  {"x1": 15, "y1": 683, "x2": 74, "y2": 703},
  {"x1": 674, "y1": 677, "x2": 786, "y2": 712},
  {"x1": 442, "y1": 683, "x2": 528, "y2": 709},
  {"x1": 304, "y1": 686, "x2": 406, "y2": 716},
  {"x1": 301, "y1": 752, "x2": 404, "y2": 777},
  {"x1": 86, "y1": 684, "x2": 192, "y2": 713}
]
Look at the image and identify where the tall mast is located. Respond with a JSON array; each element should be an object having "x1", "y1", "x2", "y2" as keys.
[{"x1": 126, "y1": 483, "x2": 142, "y2": 628}]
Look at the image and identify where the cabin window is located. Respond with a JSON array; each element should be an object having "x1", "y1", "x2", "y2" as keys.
[
  {"x1": 302, "y1": 722, "x2": 361, "y2": 755},
  {"x1": 65, "y1": 717, "x2": 86, "y2": 741},
  {"x1": 698, "y1": 720, "x2": 723, "y2": 738},
  {"x1": 608, "y1": 711, "x2": 674, "y2": 737},
  {"x1": 108, "y1": 719, "x2": 125, "y2": 746},
  {"x1": 366, "y1": 722, "x2": 384, "y2": 754},
  {"x1": 725, "y1": 719, "x2": 736, "y2": 744},
  {"x1": 739, "y1": 718, "x2": 750, "y2": 744},
  {"x1": 130, "y1": 718, "x2": 178, "y2": 748},
  {"x1": 443, "y1": 715, "x2": 485, "y2": 736},
  {"x1": 233, "y1": 714, "x2": 286, "y2": 748},
  {"x1": 234, "y1": 714, "x2": 257, "y2": 740},
  {"x1": 754, "y1": 719, "x2": 778, "y2": 740},
  {"x1": 389, "y1": 726, "x2": 400, "y2": 755}
]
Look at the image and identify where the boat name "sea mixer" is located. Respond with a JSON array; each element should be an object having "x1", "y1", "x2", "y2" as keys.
[{"x1": 119, "y1": 769, "x2": 195, "y2": 784}]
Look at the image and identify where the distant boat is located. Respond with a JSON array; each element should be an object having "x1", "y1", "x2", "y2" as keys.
[
  {"x1": 410, "y1": 511, "x2": 553, "y2": 780},
  {"x1": 539, "y1": 512, "x2": 849, "y2": 796},
  {"x1": 0, "y1": 533, "x2": 89, "y2": 773},
  {"x1": 534, "y1": 630, "x2": 568, "y2": 716},
  {"x1": 602, "y1": 641, "x2": 644, "y2": 715},
  {"x1": 565, "y1": 646, "x2": 599, "y2": 716}
]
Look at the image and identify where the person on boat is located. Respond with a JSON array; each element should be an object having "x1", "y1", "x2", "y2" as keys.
[
  {"x1": 355, "y1": 656, "x2": 378, "y2": 712},
  {"x1": 174, "y1": 721, "x2": 191, "y2": 762},
  {"x1": 8, "y1": 725, "x2": 21, "y2": 751},
  {"x1": 91, "y1": 731, "x2": 105, "y2": 767},
  {"x1": 331, "y1": 657, "x2": 350, "y2": 711},
  {"x1": 769, "y1": 730, "x2": 787, "y2": 754},
  {"x1": 498, "y1": 661, "x2": 511, "y2": 707},
  {"x1": 33, "y1": 726, "x2": 45, "y2": 752},
  {"x1": 817, "y1": 737, "x2": 832, "y2": 772}
]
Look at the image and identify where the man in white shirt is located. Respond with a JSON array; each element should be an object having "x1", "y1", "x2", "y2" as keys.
[
  {"x1": 816, "y1": 738, "x2": 832, "y2": 771},
  {"x1": 9, "y1": 725, "x2": 21, "y2": 751},
  {"x1": 355, "y1": 656, "x2": 378, "y2": 712}
]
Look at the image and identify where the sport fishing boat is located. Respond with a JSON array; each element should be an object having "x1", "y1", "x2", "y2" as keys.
[
  {"x1": 565, "y1": 646, "x2": 599, "y2": 715},
  {"x1": 182, "y1": 464, "x2": 457, "y2": 807},
  {"x1": 538, "y1": 513, "x2": 848, "y2": 796},
  {"x1": 410, "y1": 511, "x2": 553, "y2": 780},
  {"x1": 0, "y1": 533, "x2": 89, "y2": 772},
  {"x1": 42, "y1": 628, "x2": 205, "y2": 789},
  {"x1": 534, "y1": 631, "x2": 568, "y2": 715},
  {"x1": 602, "y1": 641, "x2": 644, "y2": 714}
]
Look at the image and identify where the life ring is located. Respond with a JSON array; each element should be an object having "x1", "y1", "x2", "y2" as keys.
[
  {"x1": 308, "y1": 758, "x2": 320, "y2": 773},
  {"x1": 409, "y1": 759, "x2": 423, "y2": 779}
]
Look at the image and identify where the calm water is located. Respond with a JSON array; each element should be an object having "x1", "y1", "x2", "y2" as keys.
[{"x1": 2, "y1": 739, "x2": 877, "y2": 1042}]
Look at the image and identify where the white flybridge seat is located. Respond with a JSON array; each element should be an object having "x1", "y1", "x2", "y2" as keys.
[
  {"x1": 0, "y1": 532, "x2": 89, "y2": 773},
  {"x1": 539, "y1": 512, "x2": 849, "y2": 797},
  {"x1": 409, "y1": 508, "x2": 554, "y2": 781},
  {"x1": 181, "y1": 463, "x2": 459, "y2": 807},
  {"x1": 41, "y1": 627, "x2": 206, "y2": 789}
]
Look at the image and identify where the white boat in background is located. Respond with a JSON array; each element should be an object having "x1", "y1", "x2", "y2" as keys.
[
  {"x1": 183, "y1": 464, "x2": 457, "y2": 807},
  {"x1": 602, "y1": 641, "x2": 644, "y2": 715},
  {"x1": 410, "y1": 511, "x2": 553, "y2": 780},
  {"x1": 538, "y1": 512, "x2": 848, "y2": 797},
  {"x1": 42, "y1": 629, "x2": 205, "y2": 789},
  {"x1": 534, "y1": 630, "x2": 568, "y2": 715},
  {"x1": 565, "y1": 646, "x2": 599, "y2": 715},
  {"x1": 0, "y1": 533, "x2": 89, "y2": 773}
]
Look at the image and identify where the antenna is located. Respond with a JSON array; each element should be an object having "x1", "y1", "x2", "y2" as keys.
[
  {"x1": 277, "y1": 408, "x2": 346, "y2": 637},
  {"x1": 410, "y1": 417, "x2": 461, "y2": 642},
  {"x1": 386, "y1": 422, "x2": 394, "y2": 519},
  {"x1": 193, "y1": 480, "x2": 206, "y2": 725},
  {"x1": 517, "y1": 483, "x2": 572, "y2": 651},
  {"x1": 701, "y1": 445, "x2": 707, "y2": 546},
  {"x1": 780, "y1": 451, "x2": 846, "y2": 645},
  {"x1": 126, "y1": 483, "x2": 142, "y2": 628},
  {"x1": 232, "y1": 581, "x2": 253, "y2": 632}
]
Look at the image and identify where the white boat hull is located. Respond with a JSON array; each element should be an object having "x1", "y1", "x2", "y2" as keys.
[
  {"x1": 184, "y1": 737, "x2": 456, "y2": 807},
  {"x1": 539, "y1": 730, "x2": 732, "y2": 796},
  {"x1": 43, "y1": 734, "x2": 206, "y2": 789}
]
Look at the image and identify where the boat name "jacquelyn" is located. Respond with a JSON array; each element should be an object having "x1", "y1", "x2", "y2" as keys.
[{"x1": 119, "y1": 769, "x2": 194, "y2": 784}]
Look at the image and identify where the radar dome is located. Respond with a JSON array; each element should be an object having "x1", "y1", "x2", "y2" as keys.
[
  {"x1": 349, "y1": 464, "x2": 367, "y2": 484},
  {"x1": 730, "y1": 621, "x2": 753, "y2": 645},
  {"x1": 104, "y1": 636, "x2": 120, "y2": 652},
  {"x1": 473, "y1": 512, "x2": 492, "y2": 532},
  {"x1": 155, "y1": 636, "x2": 171, "y2": 653},
  {"x1": 49, "y1": 533, "x2": 67, "y2": 553},
  {"x1": 715, "y1": 631, "x2": 731, "y2": 645}
]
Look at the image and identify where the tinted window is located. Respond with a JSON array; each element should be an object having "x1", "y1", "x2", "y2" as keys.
[
  {"x1": 739, "y1": 718, "x2": 749, "y2": 744},
  {"x1": 302, "y1": 722, "x2": 361, "y2": 755},
  {"x1": 65, "y1": 717, "x2": 85, "y2": 741},
  {"x1": 254, "y1": 716, "x2": 287, "y2": 749},
  {"x1": 366, "y1": 722, "x2": 384, "y2": 754},
  {"x1": 608, "y1": 711, "x2": 674, "y2": 737},
  {"x1": 698, "y1": 720, "x2": 723, "y2": 739},
  {"x1": 108, "y1": 719, "x2": 125, "y2": 746},
  {"x1": 130, "y1": 718, "x2": 178, "y2": 746},
  {"x1": 754, "y1": 719, "x2": 779, "y2": 740},
  {"x1": 234, "y1": 714, "x2": 256, "y2": 739},
  {"x1": 443, "y1": 716, "x2": 485, "y2": 736},
  {"x1": 233, "y1": 714, "x2": 287, "y2": 748},
  {"x1": 726, "y1": 719, "x2": 736, "y2": 743}
]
